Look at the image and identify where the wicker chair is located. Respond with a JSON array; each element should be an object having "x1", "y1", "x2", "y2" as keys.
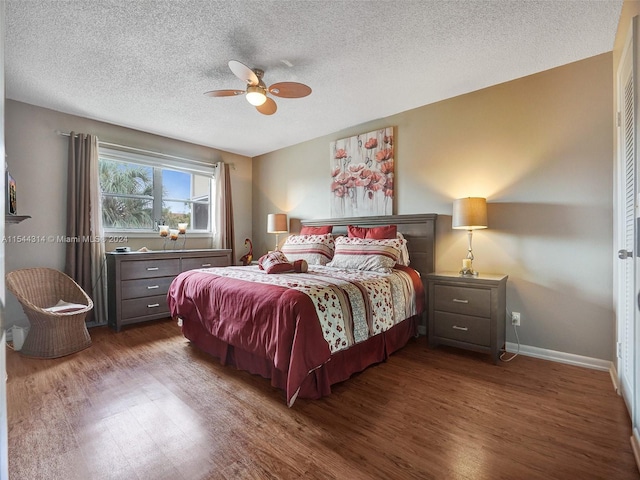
[{"x1": 6, "y1": 268, "x2": 93, "y2": 358}]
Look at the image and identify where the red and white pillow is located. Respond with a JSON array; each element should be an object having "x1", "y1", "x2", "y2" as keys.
[
  {"x1": 326, "y1": 236, "x2": 403, "y2": 273},
  {"x1": 258, "y1": 251, "x2": 308, "y2": 274},
  {"x1": 346, "y1": 224, "x2": 409, "y2": 266},
  {"x1": 281, "y1": 233, "x2": 335, "y2": 265}
]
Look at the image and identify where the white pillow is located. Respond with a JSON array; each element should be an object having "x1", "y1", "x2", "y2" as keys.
[
  {"x1": 281, "y1": 233, "x2": 335, "y2": 265},
  {"x1": 44, "y1": 299, "x2": 87, "y2": 313},
  {"x1": 326, "y1": 236, "x2": 402, "y2": 273}
]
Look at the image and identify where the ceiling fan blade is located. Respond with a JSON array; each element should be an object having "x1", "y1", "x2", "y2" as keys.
[
  {"x1": 229, "y1": 60, "x2": 259, "y2": 86},
  {"x1": 204, "y1": 89, "x2": 245, "y2": 97},
  {"x1": 268, "y1": 82, "x2": 312, "y2": 98},
  {"x1": 256, "y1": 97, "x2": 277, "y2": 115}
]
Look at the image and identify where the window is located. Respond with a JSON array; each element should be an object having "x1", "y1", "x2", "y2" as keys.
[{"x1": 98, "y1": 147, "x2": 214, "y2": 233}]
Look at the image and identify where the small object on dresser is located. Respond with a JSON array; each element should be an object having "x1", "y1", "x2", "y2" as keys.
[
  {"x1": 239, "y1": 238, "x2": 253, "y2": 265},
  {"x1": 178, "y1": 223, "x2": 188, "y2": 249},
  {"x1": 459, "y1": 258, "x2": 475, "y2": 276}
]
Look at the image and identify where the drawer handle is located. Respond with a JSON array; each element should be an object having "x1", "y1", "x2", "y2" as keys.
[
  {"x1": 147, "y1": 303, "x2": 160, "y2": 308},
  {"x1": 146, "y1": 267, "x2": 159, "y2": 271},
  {"x1": 147, "y1": 285, "x2": 159, "y2": 290},
  {"x1": 201, "y1": 263, "x2": 212, "y2": 267},
  {"x1": 452, "y1": 325, "x2": 468, "y2": 331},
  {"x1": 452, "y1": 298, "x2": 469, "y2": 304}
]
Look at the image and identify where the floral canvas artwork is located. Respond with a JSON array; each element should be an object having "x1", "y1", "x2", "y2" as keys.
[{"x1": 330, "y1": 127, "x2": 394, "y2": 218}]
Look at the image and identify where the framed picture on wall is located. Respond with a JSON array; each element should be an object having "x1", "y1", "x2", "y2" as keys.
[
  {"x1": 6, "y1": 171, "x2": 16, "y2": 215},
  {"x1": 330, "y1": 126, "x2": 394, "y2": 218}
]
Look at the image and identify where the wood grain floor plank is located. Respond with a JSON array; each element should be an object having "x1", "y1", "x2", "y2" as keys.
[{"x1": 6, "y1": 320, "x2": 639, "y2": 480}]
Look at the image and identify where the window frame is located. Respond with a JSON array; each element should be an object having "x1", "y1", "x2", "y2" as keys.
[{"x1": 98, "y1": 146, "x2": 215, "y2": 236}]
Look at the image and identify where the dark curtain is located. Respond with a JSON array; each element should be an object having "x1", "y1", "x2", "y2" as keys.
[
  {"x1": 214, "y1": 162, "x2": 235, "y2": 262},
  {"x1": 64, "y1": 132, "x2": 96, "y2": 311},
  {"x1": 221, "y1": 162, "x2": 235, "y2": 261}
]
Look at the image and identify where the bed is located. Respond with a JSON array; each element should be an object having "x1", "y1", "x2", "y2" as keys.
[{"x1": 167, "y1": 214, "x2": 436, "y2": 406}]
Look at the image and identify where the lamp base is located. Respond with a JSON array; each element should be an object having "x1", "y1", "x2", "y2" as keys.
[{"x1": 459, "y1": 267, "x2": 479, "y2": 277}]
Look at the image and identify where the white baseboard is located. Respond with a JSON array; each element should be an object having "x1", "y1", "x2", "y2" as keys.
[
  {"x1": 505, "y1": 341, "x2": 612, "y2": 372},
  {"x1": 610, "y1": 363, "x2": 620, "y2": 394},
  {"x1": 631, "y1": 428, "x2": 640, "y2": 475}
]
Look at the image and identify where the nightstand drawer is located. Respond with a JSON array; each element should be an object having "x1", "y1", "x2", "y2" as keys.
[
  {"x1": 121, "y1": 294, "x2": 170, "y2": 319},
  {"x1": 433, "y1": 285, "x2": 491, "y2": 317},
  {"x1": 121, "y1": 276, "x2": 174, "y2": 300},
  {"x1": 433, "y1": 311, "x2": 491, "y2": 346}
]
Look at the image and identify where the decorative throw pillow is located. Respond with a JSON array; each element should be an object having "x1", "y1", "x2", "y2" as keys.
[
  {"x1": 347, "y1": 224, "x2": 397, "y2": 239},
  {"x1": 258, "y1": 252, "x2": 309, "y2": 274},
  {"x1": 326, "y1": 236, "x2": 402, "y2": 273},
  {"x1": 300, "y1": 225, "x2": 333, "y2": 235},
  {"x1": 281, "y1": 233, "x2": 335, "y2": 265},
  {"x1": 258, "y1": 251, "x2": 290, "y2": 273}
]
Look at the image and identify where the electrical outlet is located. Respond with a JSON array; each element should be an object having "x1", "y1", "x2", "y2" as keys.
[{"x1": 511, "y1": 312, "x2": 521, "y2": 326}]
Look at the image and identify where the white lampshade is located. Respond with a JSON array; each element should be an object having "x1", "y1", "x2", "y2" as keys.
[
  {"x1": 452, "y1": 197, "x2": 488, "y2": 230},
  {"x1": 246, "y1": 86, "x2": 267, "y2": 106},
  {"x1": 267, "y1": 213, "x2": 288, "y2": 233}
]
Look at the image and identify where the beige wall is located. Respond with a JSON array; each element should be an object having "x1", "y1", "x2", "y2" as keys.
[
  {"x1": 254, "y1": 53, "x2": 614, "y2": 361},
  {"x1": 4, "y1": 100, "x2": 253, "y2": 329}
]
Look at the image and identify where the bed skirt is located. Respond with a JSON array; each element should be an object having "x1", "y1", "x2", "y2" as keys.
[{"x1": 181, "y1": 314, "x2": 419, "y2": 404}]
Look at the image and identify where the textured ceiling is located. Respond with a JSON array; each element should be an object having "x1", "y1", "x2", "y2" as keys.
[{"x1": 5, "y1": 0, "x2": 622, "y2": 158}]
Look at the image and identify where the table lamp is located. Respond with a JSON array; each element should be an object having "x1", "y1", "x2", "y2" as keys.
[
  {"x1": 267, "y1": 213, "x2": 288, "y2": 251},
  {"x1": 452, "y1": 197, "x2": 487, "y2": 276}
]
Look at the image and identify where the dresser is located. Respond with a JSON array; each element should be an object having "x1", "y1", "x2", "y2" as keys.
[
  {"x1": 106, "y1": 249, "x2": 232, "y2": 331},
  {"x1": 427, "y1": 272, "x2": 508, "y2": 364}
]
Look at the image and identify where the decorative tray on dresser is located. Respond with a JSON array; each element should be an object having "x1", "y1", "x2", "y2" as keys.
[
  {"x1": 427, "y1": 272, "x2": 508, "y2": 364},
  {"x1": 106, "y1": 249, "x2": 232, "y2": 331}
]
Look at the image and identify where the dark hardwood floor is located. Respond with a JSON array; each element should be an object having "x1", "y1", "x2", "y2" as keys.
[{"x1": 6, "y1": 319, "x2": 639, "y2": 480}]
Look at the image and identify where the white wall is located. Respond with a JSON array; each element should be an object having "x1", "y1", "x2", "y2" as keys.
[
  {"x1": 254, "y1": 53, "x2": 614, "y2": 361},
  {"x1": 4, "y1": 100, "x2": 253, "y2": 329}
]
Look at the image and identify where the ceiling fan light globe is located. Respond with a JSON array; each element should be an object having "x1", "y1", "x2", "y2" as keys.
[{"x1": 246, "y1": 86, "x2": 267, "y2": 106}]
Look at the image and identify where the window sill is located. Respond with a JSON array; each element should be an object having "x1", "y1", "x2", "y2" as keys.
[{"x1": 103, "y1": 231, "x2": 212, "y2": 239}]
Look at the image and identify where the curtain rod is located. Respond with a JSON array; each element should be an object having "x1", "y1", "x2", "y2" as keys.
[{"x1": 55, "y1": 130, "x2": 235, "y2": 170}]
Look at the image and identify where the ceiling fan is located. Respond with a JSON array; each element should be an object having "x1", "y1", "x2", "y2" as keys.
[{"x1": 204, "y1": 60, "x2": 312, "y2": 115}]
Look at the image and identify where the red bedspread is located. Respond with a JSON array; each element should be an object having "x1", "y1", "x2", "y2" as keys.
[{"x1": 167, "y1": 265, "x2": 424, "y2": 405}]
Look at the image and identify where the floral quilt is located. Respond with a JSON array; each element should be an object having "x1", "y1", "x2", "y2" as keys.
[{"x1": 194, "y1": 265, "x2": 419, "y2": 354}]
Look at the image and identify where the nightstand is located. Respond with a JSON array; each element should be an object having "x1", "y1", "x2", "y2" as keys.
[{"x1": 427, "y1": 272, "x2": 508, "y2": 364}]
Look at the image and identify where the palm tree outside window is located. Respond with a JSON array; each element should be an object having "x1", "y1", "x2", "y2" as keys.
[{"x1": 98, "y1": 156, "x2": 213, "y2": 233}]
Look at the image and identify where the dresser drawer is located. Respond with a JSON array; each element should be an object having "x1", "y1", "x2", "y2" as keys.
[
  {"x1": 433, "y1": 311, "x2": 491, "y2": 347},
  {"x1": 120, "y1": 259, "x2": 181, "y2": 280},
  {"x1": 181, "y1": 256, "x2": 229, "y2": 271},
  {"x1": 121, "y1": 294, "x2": 170, "y2": 320},
  {"x1": 107, "y1": 249, "x2": 232, "y2": 331},
  {"x1": 121, "y1": 276, "x2": 174, "y2": 300},
  {"x1": 433, "y1": 285, "x2": 491, "y2": 317}
]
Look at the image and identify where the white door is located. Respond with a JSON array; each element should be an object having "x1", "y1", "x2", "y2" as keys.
[{"x1": 616, "y1": 16, "x2": 637, "y2": 431}]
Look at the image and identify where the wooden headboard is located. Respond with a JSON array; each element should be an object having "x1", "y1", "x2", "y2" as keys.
[{"x1": 300, "y1": 213, "x2": 437, "y2": 282}]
